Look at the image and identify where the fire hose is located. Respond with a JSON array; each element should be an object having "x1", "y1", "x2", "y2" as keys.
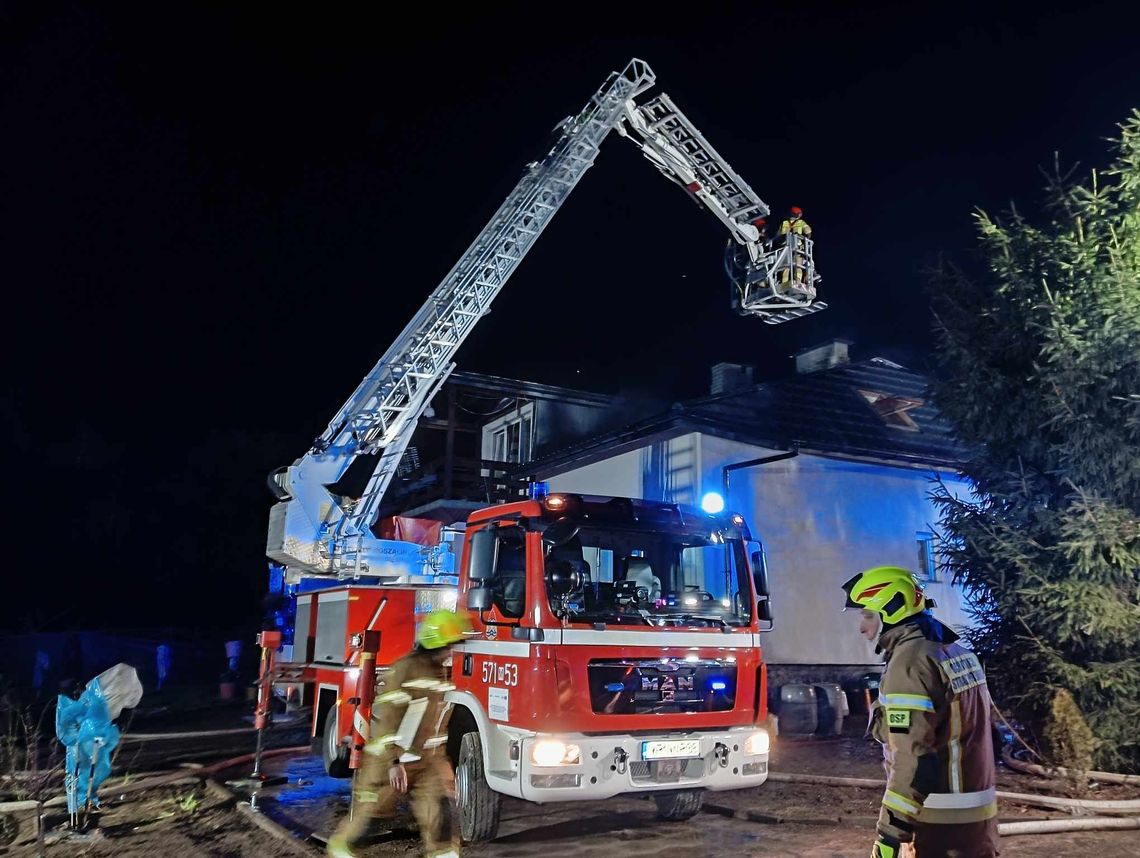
[
  {"x1": 1001, "y1": 749, "x2": 1140, "y2": 788},
  {"x1": 763, "y1": 770, "x2": 1140, "y2": 836}
]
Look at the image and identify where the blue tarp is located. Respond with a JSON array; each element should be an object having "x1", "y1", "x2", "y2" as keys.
[
  {"x1": 54, "y1": 664, "x2": 141, "y2": 812},
  {"x1": 56, "y1": 679, "x2": 119, "y2": 810}
]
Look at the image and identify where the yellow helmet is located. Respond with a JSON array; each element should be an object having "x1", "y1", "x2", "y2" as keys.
[
  {"x1": 841, "y1": 566, "x2": 927, "y2": 625},
  {"x1": 416, "y1": 609, "x2": 472, "y2": 650}
]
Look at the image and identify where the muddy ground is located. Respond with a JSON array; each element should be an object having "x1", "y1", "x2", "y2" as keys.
[{"x1": 4, "y1": 713, "x2": 1137, "y2": 857}]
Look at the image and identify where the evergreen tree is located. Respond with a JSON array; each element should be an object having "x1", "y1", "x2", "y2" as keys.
[{"x1": 930, "y1": 111, "x2": 1140, "y2": 774}]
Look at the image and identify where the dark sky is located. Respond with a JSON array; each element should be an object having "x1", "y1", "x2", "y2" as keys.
[{"x1": 4, "y1": 2, "x2": 1138, "y2": 633}]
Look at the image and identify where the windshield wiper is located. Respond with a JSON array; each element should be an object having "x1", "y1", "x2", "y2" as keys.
[
  {"x1": 567, "y1": 609, "x2": 653, "y2": 628},
  {"x1": 649, "y1": 613, "x2": 743, "y2": 631}
]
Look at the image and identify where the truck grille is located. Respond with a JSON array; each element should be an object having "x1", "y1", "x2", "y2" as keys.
[{"x1": 587, "y1": 658, "x2": 737, "y2": 715}]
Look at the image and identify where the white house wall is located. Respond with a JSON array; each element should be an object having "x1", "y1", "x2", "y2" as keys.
[
  {"x1": 700, "y1": 435, "x2": 974, "y2": 666},
  {"x1": 544, "y1": 432, "x2": 974, "y2": 669},
  {"x1": 545, "y1": 432, "x2": 701, "y2": 506}
]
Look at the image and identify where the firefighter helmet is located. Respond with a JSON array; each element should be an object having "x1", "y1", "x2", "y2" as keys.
[
  {"x1": 789, "y1": 206, "x2": 803, "y2": 217},
  {"x1": 416, "y1": 609, "x2": 472, "y2": 650},
  {"x1": 841, "y1": 566, "x2": 926, "y2": 626}
]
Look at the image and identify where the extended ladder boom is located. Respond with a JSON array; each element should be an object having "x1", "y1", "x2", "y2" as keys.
[
  {"x1": 267, "y1": 58, "x2": 823, "y2": 581},
  {"x1": 619, "y1": 93, "x2": 769, "y2": 252},
  {"x1": 618, "y1": 94, "x2": 827, "y2": 325}
]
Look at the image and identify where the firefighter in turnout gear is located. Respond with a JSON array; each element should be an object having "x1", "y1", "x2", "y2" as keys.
[
  {"x1": 778, "y1": 206, "x2": 813, "y2": 291},
  {"x1": 327, "y1": 609, "x2": 472, "y2": 858},
  {"x1": 778, "y1": 205, "x2": 811, "y2": 238},
  {"x1": 841, "y1": 567, "x2": 1000, "y2": 858}
]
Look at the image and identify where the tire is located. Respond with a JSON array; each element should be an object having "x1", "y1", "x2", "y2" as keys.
[
  {"x1": 654, "y1": 788, "x2": 704, "y2": 821},
  {"x1": 322, "y1": 705, "x2": 351, "y2": 779},
  {"x1": 456, "y1": 731, "x2": 500, "y2": 843}
]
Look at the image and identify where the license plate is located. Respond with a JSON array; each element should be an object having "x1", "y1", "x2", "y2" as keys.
[{"x1": 642, "y1": 739, "x2": 701, "y2": 760}]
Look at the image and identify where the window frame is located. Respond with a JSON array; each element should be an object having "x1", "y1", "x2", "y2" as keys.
[
  {"x1": 482, "y1": 401, "x2": 536, "y2": 464},
  {"x1": 916, "y1": 530, "x2": 938, "y2": 583}
]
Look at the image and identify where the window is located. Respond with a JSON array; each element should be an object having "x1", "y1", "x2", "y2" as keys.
[
  {"x1": 581, "y1": 547, "x2": 615, "y2": 583},
  {"x1": 916, "y1": 531, "x2": 937, "y2": 582},
  {"x1": 468, "y1": 525, "x2": 527, "y2": 619},
  {"x1": 484, "y1": 403, "x2": 535, "y2": 464},
  {"x1": 546, "y1": 524, "x2": 752, "y2": 627},
  {"x1": 493, "y1": 529, "x2": 527, "y2": 618}
]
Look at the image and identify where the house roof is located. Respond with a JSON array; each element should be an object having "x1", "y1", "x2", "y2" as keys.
[
  {"x1": 522, "y1": 358, "x2": 969, "y2": 476},
  {"x1": 447, "y1": 371, "x2": 613, "y2": 409}
]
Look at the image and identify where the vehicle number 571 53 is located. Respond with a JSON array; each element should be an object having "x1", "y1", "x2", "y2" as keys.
[{"x1": 481, "y1": 660, "x2": 518, "y2": 686}]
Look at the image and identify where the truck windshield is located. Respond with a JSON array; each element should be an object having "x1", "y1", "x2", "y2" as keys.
[{"x1": 546, "y1": 524, "x2": 752, "y2": 627}]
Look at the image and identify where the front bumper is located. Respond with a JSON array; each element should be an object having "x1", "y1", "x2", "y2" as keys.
[{"x1": 516, "y1": 727, "x2": 768, "y2": 802}]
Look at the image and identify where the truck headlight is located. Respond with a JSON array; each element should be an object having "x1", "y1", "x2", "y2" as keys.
[
  {"x1": 531, "y1": 739, "x2": 581, "y2": 767},
  {"x1": 744, "y1": 731, "x2": 769, "y2": 755}
]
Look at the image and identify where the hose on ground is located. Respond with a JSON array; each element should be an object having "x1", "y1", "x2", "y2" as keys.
[
  {"x1": 991, "y1": 704, "x2": 1140, "y2": 786},
  {"x1": 119, "y1": 726, "x2": 257, "y2": 742},
  {"x1": 199, "y1": 746, "x2": 312, "y2": 776},
  {"x1": 765, "y1": 770, "x2": 1140, "y2": 814},
  {"x1": 1001, "y1": 748, "x2": 1140, "y2": 787},
  {"x1": 998, "y1": 817, "x2": 1140, "y2": 836}
]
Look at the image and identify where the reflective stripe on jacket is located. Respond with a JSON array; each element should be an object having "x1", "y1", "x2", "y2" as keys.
[
  {"x1": 363, "y1": 649, "x2": 454, "y2": 770},
  {"x1": 871, "y1": 618, "x2": 997, "y2": 835}
]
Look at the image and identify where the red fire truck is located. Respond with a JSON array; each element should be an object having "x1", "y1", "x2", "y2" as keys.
[{"x1": 277, "y1": 492, "x2": 774, "y2": 841}]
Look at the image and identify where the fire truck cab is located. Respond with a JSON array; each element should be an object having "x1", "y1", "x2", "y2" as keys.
[{"x1": 283, "y1": 491, "x2": 773, "y2": 841}]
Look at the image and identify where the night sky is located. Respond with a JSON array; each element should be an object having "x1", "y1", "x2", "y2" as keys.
[{"x1": 5, "y1": 2, "x2": 1138, "y2": 634}]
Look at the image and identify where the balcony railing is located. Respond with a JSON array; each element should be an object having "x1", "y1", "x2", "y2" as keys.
[{"x1": 377, "y1": 455, "x2": 533, "y2": 519}]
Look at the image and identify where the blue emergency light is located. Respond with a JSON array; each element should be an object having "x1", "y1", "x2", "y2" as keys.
[
  {"x1": 528, "y1": 481, "x2": 550, "y2": 500},
  {"x1": 700, "y1": 492, "x2": 725, "y2": 514}
]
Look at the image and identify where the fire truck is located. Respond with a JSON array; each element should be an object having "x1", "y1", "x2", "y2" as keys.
[{"x1": 264, "y1": 58, "x2": 817, "y2": 840}]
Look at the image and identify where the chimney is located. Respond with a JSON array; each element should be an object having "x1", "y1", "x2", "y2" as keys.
[
  {"x1": 710, "y1": 362, "x2": 754, "y2": 395},
  {"x1": 794, "y1": 339, "x2": 852, "y2": 374}
]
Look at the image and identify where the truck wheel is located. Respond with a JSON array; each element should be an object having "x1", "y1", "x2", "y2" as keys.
[
  {"x1": 322, "y1": 706, "x2": 351, "y2": 779},
  {"x1": 456, "y1": 731, "x2": 500, "y2": 842},
  {"x1": 654, "y1": 789, "x2": 704, "y2": 821}
]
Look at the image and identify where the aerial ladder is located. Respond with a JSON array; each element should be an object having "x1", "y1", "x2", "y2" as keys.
[{"x1": 266, "y1": 58, "x2": 826, "y2": 583}]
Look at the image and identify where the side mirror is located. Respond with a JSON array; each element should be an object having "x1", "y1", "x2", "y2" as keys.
[
  {"x1": 752, "y1": 550, "x2": 770, "y2": 599},
  {"x1": 545, "y1": 559, "x2": 583, "y2": 597},
  {"x1": 542, "y1": 518, "x2": 581, "y2": 555},
  {"x1": 467, "y1": 527, "x2": 498, "y2": 582},
  {"x1": 466, "y1": 587, "x2": 493, "y2": 611},
  {"x1": 757, "y1": 599, "x2": 773, "y2": 623}
]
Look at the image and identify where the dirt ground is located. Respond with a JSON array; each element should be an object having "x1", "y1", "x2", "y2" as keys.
[
  {"x1": 37, "y1": 778, "x2": 1126, "y2": 858},
  {"x1": 4, "y1": 720, "x2": 1138, "y2": 857},
  {"x1": 2, "y1": 784, "x2": 268, "y2": 857}
]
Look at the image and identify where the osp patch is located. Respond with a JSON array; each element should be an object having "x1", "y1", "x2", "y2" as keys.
[{"x1": 886, "y1": 708, "x2": 911, "y2": 729}]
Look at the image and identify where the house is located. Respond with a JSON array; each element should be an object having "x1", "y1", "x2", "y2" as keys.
[{"x1": 494, "y1": 341, "x2": 975, "y2": 684}]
